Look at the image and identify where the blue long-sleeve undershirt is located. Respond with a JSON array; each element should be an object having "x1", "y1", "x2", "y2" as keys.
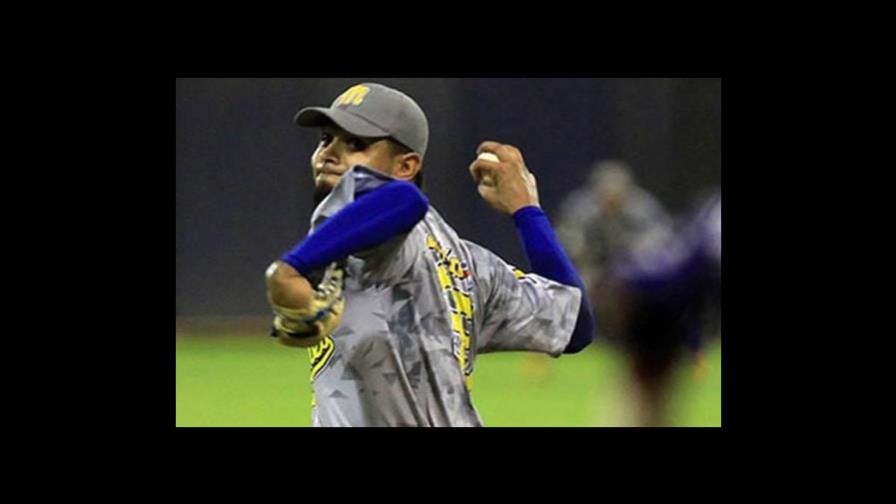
[
  {"x1": 512, "y1": 206, "x2": 596, "y2": 353},
  {"x1": 280, "y1": 180, "x2": 429, "y2": 277}
]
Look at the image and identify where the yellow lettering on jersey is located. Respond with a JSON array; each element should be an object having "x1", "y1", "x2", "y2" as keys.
[
  {"x1": 437, "y1": 264, "x2": 453, "y2": 291},
  {"x1": 450, "y1": 311, "x2": 464, "y2": 334},
  {"x1": 454, "y1": 290, "x2": 473, "y2": 319},
  {"x1": 308, "y1": 335, "x2": 335, "y2": 381},
  {"x1": 334, "y1": 85, "x2": 370, "y2": 107},
  {"x1": 308, "y1": 335, "x2": 335, "y2": 408},
  {"x1": 448, "y1": 257, "x2": 465, "y2": 279},
  {"x1": 427, "y1": 235, "x2": 448, "y2": 263},
  {"x1": 426, "y1": 233, "x2": 476, "y2": 391}
]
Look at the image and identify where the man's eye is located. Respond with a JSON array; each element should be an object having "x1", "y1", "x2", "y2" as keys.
[
  {"x1": 347, "y1": 138, "x2": 367, "y2": 150},
  {"x1": 320, "y1": 133, "x2": 333, "y2": 145}
]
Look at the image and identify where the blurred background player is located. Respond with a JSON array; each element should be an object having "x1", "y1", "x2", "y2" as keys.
[
  {"x1": 606, "y1": 191, "x2": 721, "y2": 426},
  {"x1": 521, "y1": 161, "x2": 671, "y2": 382},
  {"x1": 537, "y1": 159, "x2": 720, "y2": 427},
  {"x1": 556, "y1": 160, "x2": 672, "y2": 344}
]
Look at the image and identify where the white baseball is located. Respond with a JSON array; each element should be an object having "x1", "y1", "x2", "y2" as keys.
[{"x1": 477, "y1": 152, "x2": 499, "y2": 185}]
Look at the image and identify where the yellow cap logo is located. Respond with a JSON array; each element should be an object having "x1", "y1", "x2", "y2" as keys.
[{"x1": 333, "y1": 84, "x2": 370, "y2": 107}]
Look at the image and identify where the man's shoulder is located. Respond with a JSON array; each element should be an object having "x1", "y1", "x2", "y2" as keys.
[
  {"x1": 417, "y1": 206, "x2": 506, "y2": 267},
  {"x1": 420, "y1": 205, "x2": 463, "y2": 240},
  {"x1": 458, "y1": 238, "x2": 507, "y2": 272}
]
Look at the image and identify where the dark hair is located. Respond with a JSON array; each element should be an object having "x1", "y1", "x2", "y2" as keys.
[{"x1": 387, "y1": 139, "x2": 424, "y2": 190}]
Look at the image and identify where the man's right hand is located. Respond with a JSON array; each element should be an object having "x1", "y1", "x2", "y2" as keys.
[{"x1": 468, "y1": 141, "x2": 540, "y2": 215}]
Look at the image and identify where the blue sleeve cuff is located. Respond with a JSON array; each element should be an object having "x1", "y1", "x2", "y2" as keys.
[{"x1": 512, "y1": 205, "x2": 546, "y2": 226}]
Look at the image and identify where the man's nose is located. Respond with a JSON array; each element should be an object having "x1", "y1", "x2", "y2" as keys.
[{"x1": 318, "y1": 139, "x2": 341, "y2": 162}]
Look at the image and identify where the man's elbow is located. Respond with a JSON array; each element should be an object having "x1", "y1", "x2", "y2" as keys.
[
  {"x1": 563, "y1": 306, "x2": 596, "y2": 354},
  {"x1": 264, "y1": 261, "x2": 311, "y2": 309},
  {"x1": 264, "y1": 261, "x2": 288, "y2": 303},
  {"x1": 563, "y1": 335, "x2": 593, "y2": 354}
]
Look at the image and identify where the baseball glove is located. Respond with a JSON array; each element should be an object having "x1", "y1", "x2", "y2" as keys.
[{"x1": 270, "y1": 262, "x2": 345, "y2": 347}]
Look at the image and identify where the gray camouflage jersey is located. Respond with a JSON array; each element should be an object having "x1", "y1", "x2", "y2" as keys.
[{"x1": 302, "y1": 166, "x2": 581, "y2": 427}]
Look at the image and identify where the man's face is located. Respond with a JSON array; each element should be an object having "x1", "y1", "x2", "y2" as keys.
[
  {"x1": 310, "y1": 124, "x2": 400, "y2": 192},
  {"x1": 598, "y1": 189, "x2": 626, "y2": 216}
]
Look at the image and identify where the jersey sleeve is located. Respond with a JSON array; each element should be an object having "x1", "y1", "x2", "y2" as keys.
[{"x1": 467, "y1": 241, "x2": 582, "y2": 357}]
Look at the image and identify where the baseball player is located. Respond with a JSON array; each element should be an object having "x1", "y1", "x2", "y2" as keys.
[
  {"x1": 555, "y1": 160, "x2": 673, "y2": 343},
  {"x1": 265, "y1": 82, "x2": 595, "y2": 427},
  {"x1": 608, "y1": 191, "x2": 721, "y2": 425}
]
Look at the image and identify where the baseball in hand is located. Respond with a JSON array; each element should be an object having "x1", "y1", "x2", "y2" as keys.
[{"x1": 477, "y1": 152, "x2": 499, "y2": 186}]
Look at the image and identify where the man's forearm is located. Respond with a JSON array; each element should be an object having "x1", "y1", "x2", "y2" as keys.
[
  {"x1": 266, "y1": 179, "x2": 427, "y2": 314},
  {"x1": 512, "y1": 206, "x2": 596, "y2": 353},
  {"x1": 280, "y1": 180, "x2": 428, "y2": 277}
]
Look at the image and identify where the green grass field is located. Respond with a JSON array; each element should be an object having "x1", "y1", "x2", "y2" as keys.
[{"x1": 176, "y1": 331, "x2": 721, "y2": 427}]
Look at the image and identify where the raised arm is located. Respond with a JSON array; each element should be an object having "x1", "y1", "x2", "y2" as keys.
[{"x1": 469, "y1": 142, "x2": 596, "y2": 353}]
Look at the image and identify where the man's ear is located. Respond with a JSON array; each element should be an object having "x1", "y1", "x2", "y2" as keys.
[{"x1": 392, "y1": 152, "x2": 422, "y2": 182}]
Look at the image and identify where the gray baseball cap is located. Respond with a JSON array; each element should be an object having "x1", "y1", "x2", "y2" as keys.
[{"x1": 295, "y1": 82, "x2": 429, "y2": 157}]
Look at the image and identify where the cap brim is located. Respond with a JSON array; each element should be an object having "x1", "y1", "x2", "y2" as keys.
[{"x1": 294, "y1": 107, "x2": 390, "y2": 138}]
